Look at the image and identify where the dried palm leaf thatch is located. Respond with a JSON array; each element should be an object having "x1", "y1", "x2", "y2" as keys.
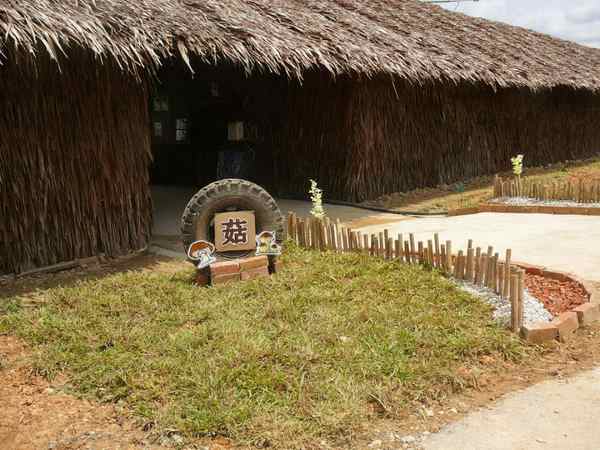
[
  {"x1": 262, "y1": 73, "x2": 600, "y2": 202},
  {"x1": 1, "y1": 0, "x2": 600, "y2": 91},
  {"x1": 0, "y1": 49, "x2": 152, "y2": 274}
]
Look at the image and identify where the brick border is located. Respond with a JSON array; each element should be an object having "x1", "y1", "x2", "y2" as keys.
[
  {"x1": 514, "y1": 262, "x2": 599, "y2": 344},
  {"x1": 194, "y1": 255, "x2": 283, "y2": 287},
  {"x1": 449, "y1": 203, "x2": 600, "y2": 217}
]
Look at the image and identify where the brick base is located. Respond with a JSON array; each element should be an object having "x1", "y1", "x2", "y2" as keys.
[{"x1": 196, "y1": 255, "x2": 273, "y2": 287}]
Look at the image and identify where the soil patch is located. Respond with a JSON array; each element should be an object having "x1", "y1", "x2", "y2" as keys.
[{"x1": 0, "y1": 335, "x2": 173, "y2": 450}]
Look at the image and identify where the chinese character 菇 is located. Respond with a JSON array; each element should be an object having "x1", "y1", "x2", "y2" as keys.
[{"x1": 222, "y1": 218, "x2": 248, "y2": 245}]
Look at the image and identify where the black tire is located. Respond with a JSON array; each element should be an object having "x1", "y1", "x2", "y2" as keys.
[{"x1": 181, "y1": 179, "x2": 284, "y2": 256}]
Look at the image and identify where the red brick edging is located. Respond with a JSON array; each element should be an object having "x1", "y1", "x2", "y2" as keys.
[
  {"x1": 514, "y1": 262, "x2": 599, "y2": 344},
  {"x1": 449, "y1": 203, "x2": 600, "y2": 217}
]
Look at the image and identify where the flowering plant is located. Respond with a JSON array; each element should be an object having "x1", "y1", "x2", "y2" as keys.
[
  {"x1": 309, "y1": 179, "x2": 325, "y2": 219},
  {"x1": 511, "y1": 154, "x2": 524, "y2": 177}
]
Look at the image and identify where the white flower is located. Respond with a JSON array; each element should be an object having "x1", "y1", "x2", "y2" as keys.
[
  {"x1": 309, "y1": 179, "x2": 326, "y2": 219},
  {"x1": 511, "y1": 154, "x2": 524, "y2": 176}
]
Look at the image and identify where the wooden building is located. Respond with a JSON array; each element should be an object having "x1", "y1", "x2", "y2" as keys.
[{"x1": 2, "y1": 0, "x2": 600, "y2": 273}]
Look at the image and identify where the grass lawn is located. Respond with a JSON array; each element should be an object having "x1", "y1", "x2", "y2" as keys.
[
  {"x1": 0, "y1": 244, "x2": 528, "y2": 448},
  {"x1": 367, "y1": 157, "x2": 600, "y2": 213}
]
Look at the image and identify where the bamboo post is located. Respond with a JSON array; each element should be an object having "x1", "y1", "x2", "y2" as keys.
[
  {"x1": 410, "y1": 234, "x2": 416, "y2": 264},
  {"x1": 465, "y1": 247, "x2": 474, "y2": 282},
  {"x1": 404, "y1": 241, "x2": 411, "y2": 264},
  {"x1": 398, "y1": 234, "x2": 404, "y2": 261},
  {"x1": 510, "y1": 271, "x2": 519, "y2": 333},
  {"x1": 387, "y1": 238, "x2": 394, "y2": 260},
  {"x1": 445, "y1": 240, "x2": 452, "y2": 274},
  {"x1": 440, "y1": 244, "x2": 446, "y2": 271},
  {"x1": 363, "y1": 234, "x2": 369, "y2": 254},
  {"x1": 485, "y1": 246, "x2": 493, "y2": 288},
  {"x1": 492, "y1": 253, "x2": 499, "y2": 292},
  {"x1": 418, "y1": 242, "x2": 424, "y2": 264},
  {"x1": 434, "y1": 233, "x2": 440, "y2": 268},
  {"x1": 427, "y1": 240, "x2": 434, "y2": 266},
  {"x1": 496, "y1": 262, "x2": 502, "y2": 295},
  {"x1": 503, "y1": 249, "x2": 512, "y2": 299},
  {"x1": 517, "y1": 270, "x2": 525, "y2": 329},
  {"x1": 298, "y1": 219, "x2": 305, "y2": 247},
  {"x1": 479, "y1": 255, "x2": 488, "y2": 287},
  {"x1": 371, "y1": 236, "x2": 378, "y2": 257},
  {"x1": 474, "y1": 247, "x2": 482, "y2": 284}
]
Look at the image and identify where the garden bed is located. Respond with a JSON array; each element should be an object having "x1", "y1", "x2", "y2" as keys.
[{"x1": 0, "y1": 244, "x2": 527, "y2": 449}]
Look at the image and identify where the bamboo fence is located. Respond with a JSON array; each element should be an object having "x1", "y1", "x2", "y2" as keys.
[
  {"x1": 287, "y1": 212, "x2": 526, "y2": 333},
  {"x1": 493, "y1": 175, "x2": 600, "y2": 203}
]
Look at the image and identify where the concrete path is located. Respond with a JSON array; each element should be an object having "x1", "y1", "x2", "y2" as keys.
[
  {"x1": 358, "y1": 212, "x2": 600, "y2": 281},
  {"x1": 151, "y1": 185, "x2": 406, "y2": 238},
  {"x1": 422, "y1": 368, "x2": 600, "y2": 450}
]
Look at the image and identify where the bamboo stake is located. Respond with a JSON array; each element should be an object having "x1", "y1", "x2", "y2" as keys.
[
  {"x1": 434, "y1": 233, "x2": 440, "y2": 268},
  {"x1": 427, "y1": 240, "x2": 434, "y2": 266},
  {"x1": 466, "y1": 247, "x2": 474, "y2": 282},
  {"x1": 404, "y1": 241, "x2": 411, "y2": 264},
  {"x1": 398, "y1": 234, "x2": 404, "y2": 261},
  {"x1": 474, "y1": 247, "x2": 482, "y2": 284},
  {"x1": 503, "y1": 249, "x2": 512, "y2": 300},
  {"x1": 510, "y1": 272, "x2": 519, "y2": 333}
]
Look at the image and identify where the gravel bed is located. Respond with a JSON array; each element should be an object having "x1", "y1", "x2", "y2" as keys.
[
  {"x1": 456, "y1": 281, "x2": 553, "y2": 327},
  {"x1": 490, "y1": 196, "x2": 600, "y2": 208}
]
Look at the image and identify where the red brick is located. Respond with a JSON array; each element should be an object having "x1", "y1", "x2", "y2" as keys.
[
  {"x1": 210, "y1": 260, "x2": 240, "y2": 277},
  {"x1": 551, "y1": 312, "x2": 579, "y2": 342},
  {"x1": 573, "y1": 303, "x2": 600, "y2": 326},
  {"x1": 521, "y1": 322, "x2": 558, "y2": 344},
  {"x1": 194, "y1": 269, "x2": 210, "y2": 287},
  {"x1": 211, "y1": 272, "x2": 241, "y2": 285},
  {"x1": 240, "y1": 267, "x2": 270, "y2": 281},
  {"x1": 238, "y1": 255, "x2": 268, "y2": 271}
]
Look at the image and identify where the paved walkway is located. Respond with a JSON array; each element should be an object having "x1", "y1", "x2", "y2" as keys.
[
  {"x1": 422, "y1": 368, "x2": 600, "y2": 450},
  {"x1": 358, "y1": 212, "x2": 600, "y2": 281},
  {"x1": 151, "y1": 185, "x2": 406, "y2": 238}
]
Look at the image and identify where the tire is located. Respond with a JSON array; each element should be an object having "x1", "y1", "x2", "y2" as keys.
[{"x1": 181, "y1": 179, "x2": 284, "y2": 256}]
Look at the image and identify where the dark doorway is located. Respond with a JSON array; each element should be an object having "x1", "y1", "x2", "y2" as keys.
[{"x1": 150, "y1": 65, "x2": 265, "y2": 186}]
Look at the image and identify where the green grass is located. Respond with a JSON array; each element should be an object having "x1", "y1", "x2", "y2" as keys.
[
  {"x1": 0, "y1": 244, "x2": 527, "y2": 447},
  {"x1": 371, "y1": 157, "x2": 600, "y2": 213}
]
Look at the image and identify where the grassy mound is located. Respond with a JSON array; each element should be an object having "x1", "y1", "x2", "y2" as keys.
[{"x1": 0, "y1": 244, "x2": 526, "y2": 447}]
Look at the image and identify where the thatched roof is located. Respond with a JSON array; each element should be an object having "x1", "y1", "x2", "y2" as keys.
[{"x1": 2, "y1": 0, "x2": 600, "y2": 90}]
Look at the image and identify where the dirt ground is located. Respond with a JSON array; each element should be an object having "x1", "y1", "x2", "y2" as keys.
[
  {"x1": 3, "y1": 256, "x2": 600, "y2": 449},
  {"x1": 0, "y1": 335, "x2": 175, "y2": 450}
]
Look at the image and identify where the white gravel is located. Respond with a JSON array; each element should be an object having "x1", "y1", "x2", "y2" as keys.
[
  {"x1": 490, "y1": 196, "x2": 600, "y2": 208},
  {"x1": 456, "y1": 281, "x2": 553, "y2": 327}
]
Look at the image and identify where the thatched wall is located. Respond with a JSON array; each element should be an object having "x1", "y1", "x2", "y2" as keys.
[
  {"x1": 264, "y1": 74, "x2": 600, "y2": 202},
  {"x1": 0, "y1": 50, "x2": 152, "y2": 275}
]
